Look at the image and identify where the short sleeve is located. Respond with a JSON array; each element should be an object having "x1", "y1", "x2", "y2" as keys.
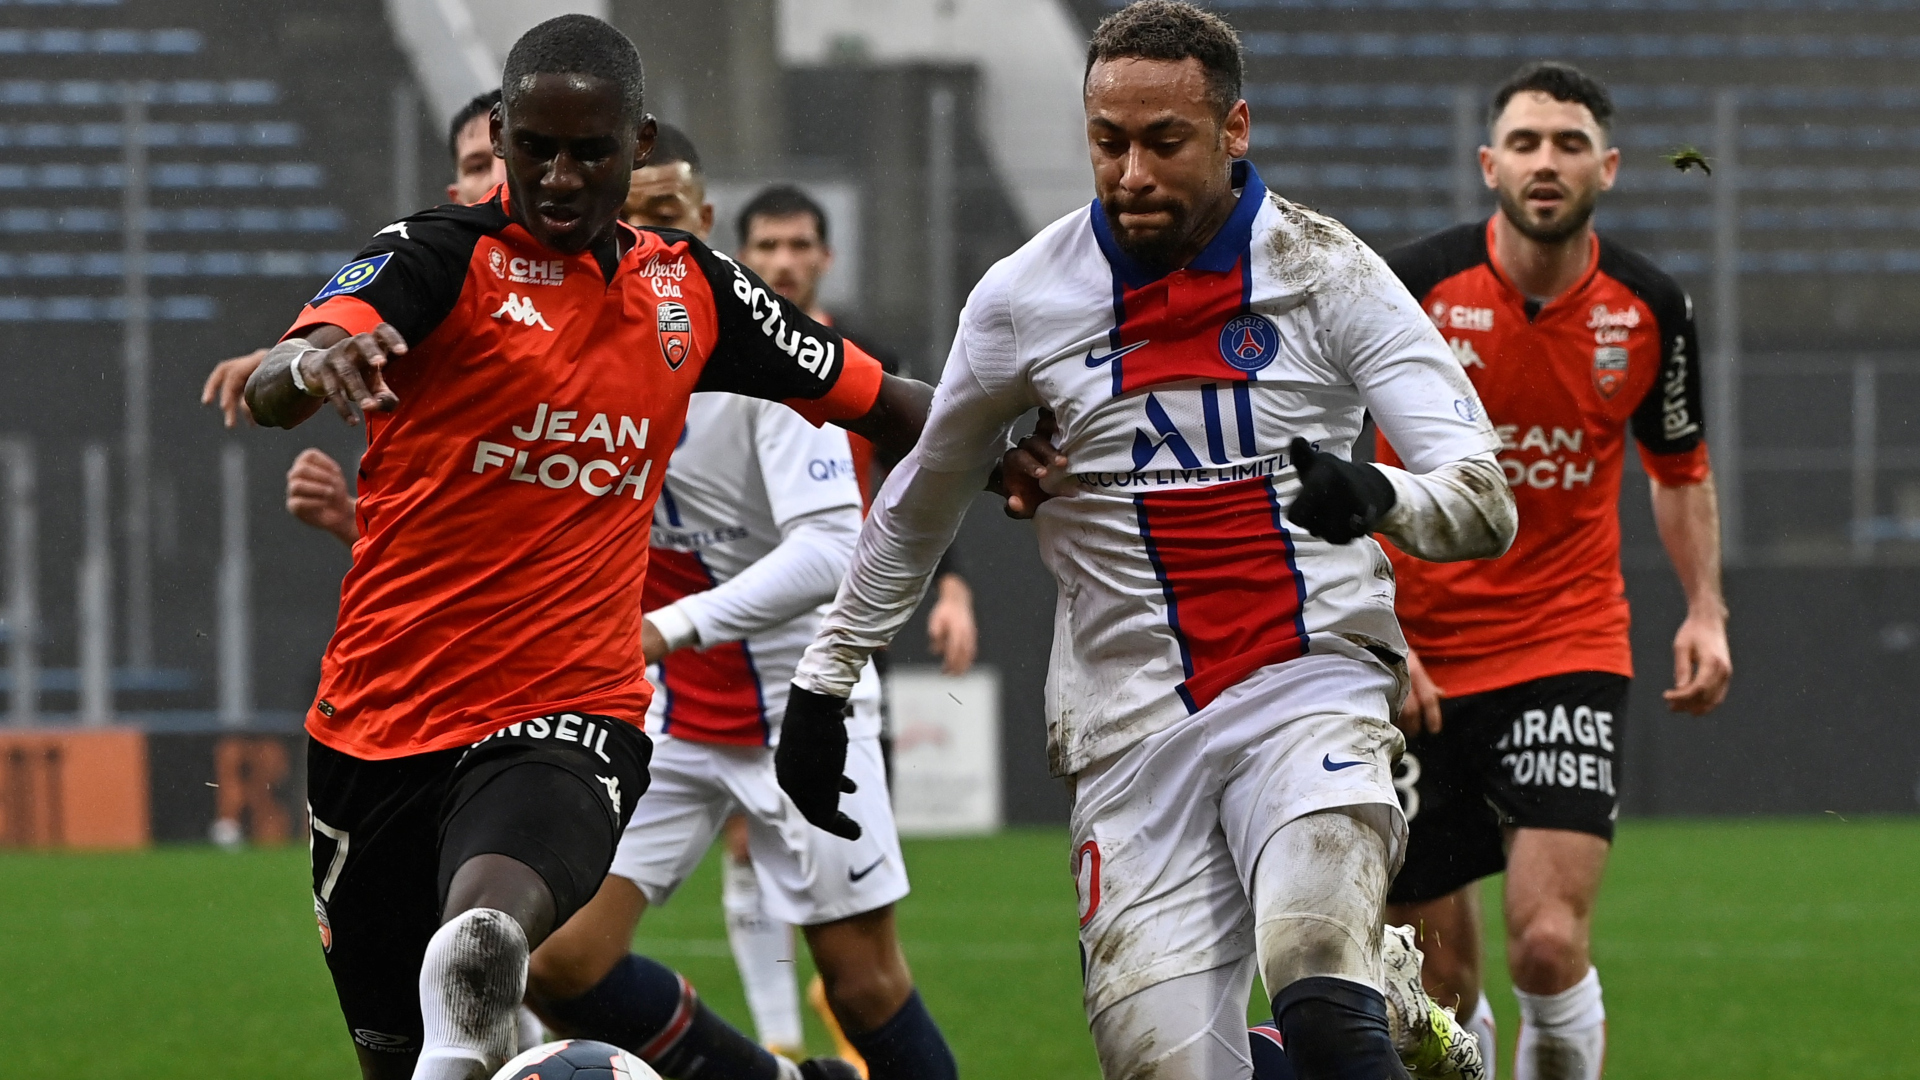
[
  {"x1": 281, "y1": 204, "x2": 489, "y2": 346},
  {"x1": 682, "y1": 236, "x2": 883, "y2": 425},
  {"x1": 1630, "y1": 284, "x2": 1711, "y2": 486}
]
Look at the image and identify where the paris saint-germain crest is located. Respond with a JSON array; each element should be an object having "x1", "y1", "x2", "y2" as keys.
[{"x1": 1218, "y1": 314, "x2": 1278, "y2": 373}]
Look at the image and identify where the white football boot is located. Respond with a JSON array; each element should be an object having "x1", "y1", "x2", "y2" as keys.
[{"x1": 1382, "y1": 923, "x2": 1487, "y2": 1080}]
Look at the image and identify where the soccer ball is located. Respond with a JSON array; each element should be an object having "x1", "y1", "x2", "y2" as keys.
[{"x1": 491, "y1": 1040, "x2": 660, "y2": 1080}]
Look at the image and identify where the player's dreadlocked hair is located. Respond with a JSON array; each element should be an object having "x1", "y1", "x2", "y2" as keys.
[
  {"x1": 1085, "y1": 0, "x2": 1243, "y2": 118},
  {"x1": 646, "y1": 122, "x2": 703, "y2": 177},
  {"x1": 1490, "y1": 61, "x2": 1614, "y2": 133},
  {"x1": 737, "y1": 184, "x2": 830, "y2": 247},
  {"x1": 502, "y1": 14, "x2": 645, "y2": 123},
  {"x1": 446, "y1": 88, "x2": 500, "y2": 165}
]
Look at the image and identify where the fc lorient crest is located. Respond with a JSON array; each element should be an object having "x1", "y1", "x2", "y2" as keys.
[
  {"x1": 1592, "y1": 346, "x2": 1629, "y2": 398},
  {"x1": 657, "y1": 301, "x2": 691, "y2": 369}
]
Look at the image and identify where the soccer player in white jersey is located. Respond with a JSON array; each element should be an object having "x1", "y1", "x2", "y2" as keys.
[{"x1": 775, "y1": 4, "x2": 1517, "y2": 1079}]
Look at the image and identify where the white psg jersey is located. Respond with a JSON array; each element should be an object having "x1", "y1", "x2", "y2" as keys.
[
  {"x1": 642, "y1": 392, "x2": 876, "y2": 745},
  {"x1": 798, "y1": 161, "x2": 1503, "y2": 776}
]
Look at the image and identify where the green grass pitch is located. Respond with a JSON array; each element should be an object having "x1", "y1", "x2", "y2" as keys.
[{"x1": 1, "y1": 818, "x2": 1915, "y2": 1077}]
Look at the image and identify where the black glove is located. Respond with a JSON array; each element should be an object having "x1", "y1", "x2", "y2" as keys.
[
  {"x1": 775, "y1": 685, "x2": 863, "y2": 840},
  {"x1": 1285, "y1": 437, "x2": 1397, "y2": 544}
]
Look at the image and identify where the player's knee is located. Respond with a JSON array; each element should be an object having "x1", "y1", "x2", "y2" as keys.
[
  {"x1": 818, "y1": 957, "x2": 913, "y2": 1033},
  {"x1": 1508, "y1": 912, "x2": 1585, "y2": 988}
]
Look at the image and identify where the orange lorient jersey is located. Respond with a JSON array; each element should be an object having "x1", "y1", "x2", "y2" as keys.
[
  {"x1": 1375, "y1": 219, "x2": 1710, "y2": 697},
  {"x1": 282, "y1": 186, "x2": 883, "y2": 759}
]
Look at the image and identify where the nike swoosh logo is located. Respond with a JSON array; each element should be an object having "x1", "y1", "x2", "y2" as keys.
[
  {"x1": 1084, "y1": 340, "x2": 1149, "y2": 367},
  {"x1": 848, "y1": 856, "x2": 885, "y2": 882},
  {"x1": 1322, "y1": 755, "x2": 1368, "y2": 772}
]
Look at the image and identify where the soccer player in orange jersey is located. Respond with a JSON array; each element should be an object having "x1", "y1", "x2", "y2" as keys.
[
  {"x1": 243, "y1": 17, "x2": 930, "y2": 1080},
  {"x1": 1375, "y1": 63, "x2": 1733, "y2": 1080}
]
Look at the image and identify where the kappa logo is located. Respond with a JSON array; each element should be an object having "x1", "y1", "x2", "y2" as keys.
[
  {"x1": 657, "y1": 300, "x2": 691, "y2": 369},
  {"x1": 1218, "y1": 313, "x2": 1278, "y2": 372},
  {"x1": 492, "y1": 292, "x2": 554, "y2": 331},
  {"x1": 1448, "y1": 336, "x2": 1485, "y2": 369},
  {"x1": 375, "y1": 221, "x2": 410, "y2": 241},
  {"x1": 597, "y1": 774, "x2": 622, "y2": 816}
]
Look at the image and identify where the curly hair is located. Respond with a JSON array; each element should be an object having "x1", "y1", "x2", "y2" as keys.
[{"x1": 1085, "y1": 1, "x2": 1243, "y2": 117}]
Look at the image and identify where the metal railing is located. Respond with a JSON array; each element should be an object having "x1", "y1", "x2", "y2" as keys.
[
  {"x1": 1, "y1": 437, "x2": 251, "y2": 725},
  {"x1": 1735, "y1": 354, "x2": 1920, "y2": 564}
]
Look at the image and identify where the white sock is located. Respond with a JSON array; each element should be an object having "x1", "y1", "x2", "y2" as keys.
[
  {"x1": 1513, "y1": 967, "x2": 1605, "y2": 1080},
  {"x1": 515, "y1": 1005, "x2": 546, "y2": 1054},
  {"x1": 1465, "y1": 991, "x2": 1498, "y2": 1080},
  {"x1": 414, "y1": 908, "x2": 530, "y2": 1080},
  {"x1": 722, "y1": 856, "x2": 803, "y2": 1050}
]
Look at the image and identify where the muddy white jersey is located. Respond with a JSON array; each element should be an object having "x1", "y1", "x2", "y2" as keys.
[
  {"x1": 797, "y1": 161, "x2": 1505, "y2": 776},
  {"x1": 642, "y1": 392, "x2": 877, "y2": 746}
]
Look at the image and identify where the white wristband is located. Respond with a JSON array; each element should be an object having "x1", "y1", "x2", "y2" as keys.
[
  {"x1": 646, "y1": 604, "x2": 701, "y2": 655},
  {"x1": 287, "y1": 346, "x2": 323, "y2": 397}
]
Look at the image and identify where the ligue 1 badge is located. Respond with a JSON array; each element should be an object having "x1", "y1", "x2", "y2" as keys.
[
  {"x1": 657, "y1": 300, "x2": 691, "y2": 370},
  {"x1": 310, "y1": 252, "x2": 392, "y2": 304},
  {"x1": 1592, "y1": 346, "x2": 1629, "y2": 399},
  {"x1": 1218, "y1": 313, "x2": 1278, "y2": 373}
]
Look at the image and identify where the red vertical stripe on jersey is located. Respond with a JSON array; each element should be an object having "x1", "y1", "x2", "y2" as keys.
[
  {"x1": 1098, "y1": 260, "x2": 1255, "y2": 397},
  {"x1": 643, "y1": 548, "x2": 769, "y2": 745},
  {"x1": 1134, "y1": 477, "x2": 1309, "y2": 713}
]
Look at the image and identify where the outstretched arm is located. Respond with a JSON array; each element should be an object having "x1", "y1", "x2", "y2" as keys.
[
  {"x1": 246, "y1": 323, "x2": 403, "y2": 429},
  {"x1": 1651, "y1": 473, "x2": 1730, "y2": 714},
  {"x1": 779, "y1": 276, "x2": 1032, "y2": 838}
]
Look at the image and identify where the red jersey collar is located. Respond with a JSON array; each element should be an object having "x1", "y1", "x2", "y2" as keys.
[{"x1": 1481, "y1": 214, "x2": 1602, "y2": 315}]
